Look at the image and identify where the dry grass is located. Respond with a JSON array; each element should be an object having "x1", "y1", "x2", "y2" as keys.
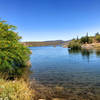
[
  {"x1": 93, "y1": 43, "x2": 100, "y2": 48},
  {"x1": 0, "y1": 78, "x2": 35, "y2": 100}
]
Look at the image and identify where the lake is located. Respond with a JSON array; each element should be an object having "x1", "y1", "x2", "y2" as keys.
[{"x1": 29, "y1": 46, "x2": 100, "y2": 99}]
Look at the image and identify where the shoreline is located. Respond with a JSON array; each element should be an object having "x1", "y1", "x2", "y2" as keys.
[{"x1": 63, "y1": 43, "x2": 100, "y2": 50}]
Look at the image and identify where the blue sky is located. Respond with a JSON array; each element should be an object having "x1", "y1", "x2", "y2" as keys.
[{"x1": 0, "y1": 0, "x2": 100, "y2": 41}]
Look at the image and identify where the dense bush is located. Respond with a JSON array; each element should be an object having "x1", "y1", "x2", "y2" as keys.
[
  {"x1": 80, "y1": 34, "x2": 93, "y2": 44},
  {"x1": 0, "y1": 19, "x2": 31, "y2": 76},
  {"x1": 68, "y1": 40, "x2": 81, "y2": 50},
  {"x1": 95, "y1": 32, "x2": 100, "y2": 36},
  {"x1": 95, "y1": 35, "x2": 100, "y2": 42},
  {"x1": 89, "y1": 37, "x2": 93, "y2": 43}
]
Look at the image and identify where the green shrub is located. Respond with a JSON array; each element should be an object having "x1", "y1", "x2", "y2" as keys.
[
  {"x1": 88, "y1": 37, "x2": 93, "y2": 43},
  {"x1": 96, "y1": 35, "x2": 100, "y2": 42},
  {"x1": 68, "y1": 41, "x2": 81, "y2": 50},
  {"x1": 95, "y1": 32, "x2": 100, "y2": 36},
  {"x1": 80, "y1": 36, "x2": 93, "y2": 44},
  {"x1": 80, "y1": 36, "x2": 88, "y2": 43},
  {"x1": 0, "y1": 19, "x2": 31, "y2": 77}
]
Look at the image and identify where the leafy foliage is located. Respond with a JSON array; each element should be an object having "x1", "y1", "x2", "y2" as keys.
[
  {"x1": 68, "y1": 40, "x2": 81, "y2": 50},
  {"x1": 95, "y1": 32, "x2": 100, "y2": 36},
  {"x1": 0, "y1": 19, "x2": 31, "y2": 77},
  {"x1": 80, "y1": 34, "x2": 93, "y2": 44},
  {"x1": 95, "y1": 33, "x2": 100, "y2": 42}
]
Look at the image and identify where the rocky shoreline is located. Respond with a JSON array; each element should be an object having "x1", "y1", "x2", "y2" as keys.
[
  {"x1": 63, "y1": 43, "x2": 100, "y2": 49},
  {"x1": 81, "y1": 43, "x2": 100, "y2": 49}
]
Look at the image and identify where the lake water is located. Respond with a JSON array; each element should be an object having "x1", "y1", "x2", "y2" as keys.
[{"x1": 29, "y1": 46, "x2": 100, "y2": 99}]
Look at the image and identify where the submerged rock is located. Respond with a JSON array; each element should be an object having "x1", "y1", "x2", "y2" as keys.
[{"x1": 52, "y1": 98, "x2": 66, "y2": 100}]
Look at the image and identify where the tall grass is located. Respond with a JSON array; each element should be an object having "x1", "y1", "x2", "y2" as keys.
[{"x1": 0, "y1": 79, "x2": 34, "y2": 100}]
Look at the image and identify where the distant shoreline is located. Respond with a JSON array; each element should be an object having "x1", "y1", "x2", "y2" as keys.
[
  {"x1": 22, "y1": 40, "x2": 69, "y2": 47},
  {"x1": 63, "y1": 42, "x2": 100, "y2": 49}
]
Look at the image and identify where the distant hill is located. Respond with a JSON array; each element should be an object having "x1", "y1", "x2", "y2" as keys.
[{"x1": 22, "y1": 40, "x2": 70, "y2": 47}]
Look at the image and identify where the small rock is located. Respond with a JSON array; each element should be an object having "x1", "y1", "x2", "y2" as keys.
[{"x1": 52, "y1": 98, "x2": 66, "y2": 100}]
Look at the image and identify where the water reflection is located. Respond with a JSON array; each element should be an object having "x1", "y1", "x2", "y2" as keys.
[
  {"x1": 96, "y1": 50, "x2": 100, "y2": 57},
  {"x1": 68, "y1": 49, "x2": 81, "y2": 54},
  {"x1": 68, "y1": 49, "x2": 96, "y2": 62},
  {"x1": 30, "y1": 46, "x2": 100, "y2": 99}
]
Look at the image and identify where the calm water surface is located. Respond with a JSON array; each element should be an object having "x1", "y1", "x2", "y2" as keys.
[{"x1": 30, "y1": 46, "x2": 100, "y2": 89}]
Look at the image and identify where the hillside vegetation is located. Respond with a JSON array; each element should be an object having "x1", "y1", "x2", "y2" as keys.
[{"x1": 68, "y1": 33, "x2": 100, "y2": 49}]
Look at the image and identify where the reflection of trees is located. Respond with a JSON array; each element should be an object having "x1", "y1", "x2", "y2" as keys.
[
  {"x1": 68, "y1": 49, "x2": 94, "y2": 62},
  {"x1": 81, "y1": 49, "x2": 93, "y2": 62},
  {"x1": 81, "y1": 49, "x2": 93, "y2": 57},
  {"x1": 68, "y1": 49, "x2": 81, "y2": 54},
  {"x1": 96, "y1": 50, "x2": 100, "y2": 56}
]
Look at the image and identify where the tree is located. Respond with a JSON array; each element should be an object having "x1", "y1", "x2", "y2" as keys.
[
  {"x1": 95, "y1": 32, "x2": 99, "y2": 36},
  {"x1": 0, "y1": 19, "x2": 31, "y2": 77},
  {"x1": 77, "y1": 36, "x2": 79, "y2": 40},
  {"x1": 80, "y1": 33, "x2": 92, "y2": 44},
  {"x1": 96, "y1": 35, "x2": 100, "y2": 42}
]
